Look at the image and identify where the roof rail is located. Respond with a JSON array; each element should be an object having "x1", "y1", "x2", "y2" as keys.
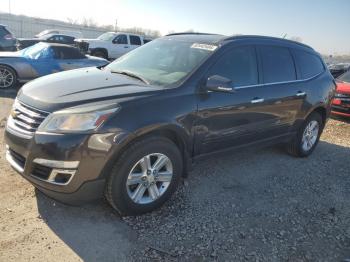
[
  {"x1": 165, "y1": 32, "x2": 219, "y2": 36},
  {"x1": 223, "y1": 35, "x2": 313, "y2": 50}
]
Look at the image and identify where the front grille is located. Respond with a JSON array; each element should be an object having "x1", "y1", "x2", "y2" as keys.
[
  {"x1": 332, "y1": 105, "x2": 350, "y2": 114},
  {"x1": 31, "y1": 163, "x2": 52, "y2": 180},
  {"x1": 8, "y1": 148, "x2": 26, "y2": 169},
  {"x1": 75, "y1": 41, "x2": 89, "y2": 53},
  {"x1": 8, "y1": 100, "x2": 49, "y2": 137}
]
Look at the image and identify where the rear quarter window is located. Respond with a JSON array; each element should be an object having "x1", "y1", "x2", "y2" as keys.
[
  {"x1": 259, "y1": 45, "x2": 296, "y2": 83},
  {"x1": 293, "y1": 50, "x2": 324, "y2": 79}
]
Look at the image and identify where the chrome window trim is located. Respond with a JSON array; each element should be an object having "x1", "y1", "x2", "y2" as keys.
[{"x1": 234, "y1": 71, "x2": 324, "y2": 90}]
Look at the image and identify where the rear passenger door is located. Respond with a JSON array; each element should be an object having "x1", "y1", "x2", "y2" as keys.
[
  {"x1": 129, "y1": 35, "x2": 142, "y2": 51},
  {"x1": 256, "y1": 45, "x2": 306, "y2": 134}
]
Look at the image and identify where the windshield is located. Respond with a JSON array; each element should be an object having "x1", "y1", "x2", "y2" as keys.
[
  {"x1": 21, "y1": 43, "x2": 53, "y2": 59},
  {"x1": 106, "y1": 39, "x2": 216, "y2": 86},
  {"x1": 338, "y1": 70, "x2": 350, "y2": 83},
  {"x1": 36, "y1": 30, "x2": 55, "y2": 38},
  {"x1": 98, "y1": 32, "x2": 116, "y2": 41}
]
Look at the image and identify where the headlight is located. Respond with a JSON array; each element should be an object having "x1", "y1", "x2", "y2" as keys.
[{"x1": 38, "y1": 103, "x2": 120, "y2": 133}]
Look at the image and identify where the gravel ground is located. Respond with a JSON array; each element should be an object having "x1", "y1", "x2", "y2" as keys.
[{"x1": 1, "y1": 89, "x2": 350, "y2": 261}]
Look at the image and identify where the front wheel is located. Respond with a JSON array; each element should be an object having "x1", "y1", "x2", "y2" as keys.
[
  {"x1": 0, "y1": 65, "x2": 17, "y2": 89},
  {"x1": 287, "y1": 112, "x2": 323, "y2": 157},
  {"x1": 105, "y1": 136, "x2": 183, "y2": 216}
]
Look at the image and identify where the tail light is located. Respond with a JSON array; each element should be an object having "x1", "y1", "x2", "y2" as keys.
[{"x1": 4, "y1": 34, "x2": 14, "y2": 40}]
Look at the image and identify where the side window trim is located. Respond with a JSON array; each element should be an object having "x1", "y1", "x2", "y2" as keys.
[
  {"x1": 204, "y1": 44, "x2": 260, "y2": 88},
  {"x1": 292, "y1": 49, "x2": 326, "y2": 80},
  {"x1": 257, "y1": 44, "x2": 297, "y2": 84},
  {"x1": 234, "y1": 71, "x2": 324, "y2": 90}
]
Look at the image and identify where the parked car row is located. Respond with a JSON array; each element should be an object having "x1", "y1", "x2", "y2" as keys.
[
  {"x1": 328, "y1": 63, "x2": 350, "y2": 78},
  {"x1": 0, "y1": 42, "x2": 108, "y2": 88},
  {"x1": 0, "y1": 26, "x2": 153, "y2": 59}
]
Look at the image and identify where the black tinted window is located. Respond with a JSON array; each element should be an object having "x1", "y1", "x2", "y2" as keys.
[
  {"x1": 130, "y1": 35, "x2": 141, "y2": 45},
  {"x1": 113, "y1": 35, "x2": 127, "y2": 44},
  {"x1": 294, "y1": 50, "x2": 324, "y2": 79},
  {"x1": 0, "y1": 27, "x2": 9, "y2": 37},
  {"x1": 209, "y1": 46, "x2": 258, "y2": 87},
  {"x1": 260, "y1": 46, "x2": 296, "y2": 83},
  {"x1": 52, "y1": 46, "x2": 85, "y2": 59}
]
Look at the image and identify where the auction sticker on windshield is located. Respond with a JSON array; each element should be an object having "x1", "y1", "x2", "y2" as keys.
[{"x1": 191, "y1": 43, "x2": 218, "y2": 51}]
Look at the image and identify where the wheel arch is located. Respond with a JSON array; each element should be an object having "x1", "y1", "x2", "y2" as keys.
[
  {"x1": 0, "y1": 63, "x2": 18, "y2": 87},
  {"x1": 90, "y1": 48, "x2": 108, "y2": 58},
  {"x1": 100, "y1": 124, "x2": 193, "y2": 179},
  {"x1": 306, "y1": 105, "x2": 328, "y2": 127},
  {"x1": 0, "y1": 63, "x2": 18, "y2": 78}
]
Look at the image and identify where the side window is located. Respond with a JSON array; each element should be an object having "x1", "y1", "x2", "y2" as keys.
[
  {"x1": 0, "y1": 27, "x2": 9, "y2": 37},
  {"x1": 53, "y1": 47, "x2": 85, "y2": 59},
  {"x1": 130, "y1": 35, "x2": 141, "y2": 45},
  {"x1": 259, "y1": 46, "x2": 296, "y2": 83},
  {"x1": 294, "y1": 50, "x2": 324, "y2": 79},
  {"x1": 208, "y1": 46, "x2": 258, "y2": 87},
  {"x1": 113, "y1": 35, "x2": 127, "y2": 44}
]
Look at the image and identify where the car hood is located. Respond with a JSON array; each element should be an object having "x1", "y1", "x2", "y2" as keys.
[
  {"x1": 18, "y1": 67, "x2": 163, "y2": 112},
  {"x1": 336, "y1": 81, "x2": 350, "y2": 94},
  {"x1": 75, "y1": 38, "x2": 102, "y2": 43},
  {"x1": 17, "y1": 38, "x2": 40, "y2": 41},
  {"x1": 0, "y1": 51, "x2": 21, "y2": 58}
]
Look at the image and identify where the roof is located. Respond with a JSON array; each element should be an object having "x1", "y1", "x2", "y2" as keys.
[
  {"x1": 163, "y1": 32, "x2": 314, "y2": 50},
  {"x1": 164, "y1": 33, "x2": 226, "y2": 44}
]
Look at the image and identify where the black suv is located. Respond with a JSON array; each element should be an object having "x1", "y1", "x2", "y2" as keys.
[
  {"x1": 5, "y1": 33, "x2": 335, "y2": 215},
  {"x1": 0, "y1": 24, "x2": 16, "y2": 51}
]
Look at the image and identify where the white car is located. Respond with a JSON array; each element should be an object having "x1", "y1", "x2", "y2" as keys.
[
  {"x1": 74, "y1": 32, "x2": 153, "y2": 60},
  {"x1": 35, "y1": 29, "x2": 83, "y2": 39}
]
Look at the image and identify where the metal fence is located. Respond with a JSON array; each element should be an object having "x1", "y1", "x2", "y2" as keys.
[{"x1": 0, "y1": 13, "x2": 106, "y2": 38}]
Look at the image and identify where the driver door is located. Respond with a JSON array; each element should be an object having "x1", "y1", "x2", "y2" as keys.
[{"x1": 110, "y1": 34, "x2": 130, "y2": 59}]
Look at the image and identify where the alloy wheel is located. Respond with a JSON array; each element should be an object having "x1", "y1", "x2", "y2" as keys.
[
  {"x1": 301, "y1": 120, "x2": 319, "y2": 151},
  {"x1": 0, "y1": 67, "x2": 14, "y2": 89},
  {"x1": 126, "y1": 153, "x2": 173, "y2": 204}
]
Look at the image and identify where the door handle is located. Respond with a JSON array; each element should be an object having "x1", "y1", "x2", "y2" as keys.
[
  {"x1": 124, "y1": 46, "x2": 129, "y2": 48},
  {"x1": 296, "y1": 91, "x2": 306, "y2": 97},
  {"x1": 251, "y1": 98, "x2": 264, "y2": 104}
]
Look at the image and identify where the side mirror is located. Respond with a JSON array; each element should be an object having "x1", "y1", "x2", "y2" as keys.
[{"x1": 206, "y1": 75, "x2": 234, "y2": 93}]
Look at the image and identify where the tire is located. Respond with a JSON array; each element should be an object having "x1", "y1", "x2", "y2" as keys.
[
  {"x1": 105, "y1": 136, "x2": 183, "y2": 216},
  {"x1": 92, "y1": 50, "x2": 108, "y2": 59},
  {"x1": 287, "y1": 112, "x2": 323, "y2": 157},
  {"x1": 0, "y1": 65, "x2": 17, "y2": 89}
]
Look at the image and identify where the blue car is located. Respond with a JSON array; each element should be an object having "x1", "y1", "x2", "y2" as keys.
[{"x1": 0, "y1": 42, "x2": 109, "y2": 89}]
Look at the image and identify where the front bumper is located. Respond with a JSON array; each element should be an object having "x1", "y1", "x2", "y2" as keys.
[
  {"x1": 332, "y1": 96, "x2": 350, "y2": 117},
  {"x1": 4, "y1": 128, "x2": 121, "y2": 204}
]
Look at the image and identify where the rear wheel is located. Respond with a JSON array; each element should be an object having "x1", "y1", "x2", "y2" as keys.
[
  {"x1": 287, "y1": 112, "x2": 323, "y2": 157},
  {"x1": 0, "y1": 65, "x2": 17, "y2": 89},
  {"x1": 105, "y1": 136, "x2": 183, "y2": 216}
]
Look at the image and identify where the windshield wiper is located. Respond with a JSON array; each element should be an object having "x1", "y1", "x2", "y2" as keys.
[{"x1": 111, "y1": 70, "x2": 150, "y2": 85}]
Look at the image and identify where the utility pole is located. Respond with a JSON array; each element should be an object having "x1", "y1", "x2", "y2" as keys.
[
  {"x1": 8, "y1": 0, "x2": 11, "y2": 14},
  {"x1": 114, "y1": 19, "x2": 118, "y2": 32}
]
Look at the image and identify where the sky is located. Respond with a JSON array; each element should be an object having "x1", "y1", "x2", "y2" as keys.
[{"x1": 1, "y1": 0, "x2": 350, "y2": 55}]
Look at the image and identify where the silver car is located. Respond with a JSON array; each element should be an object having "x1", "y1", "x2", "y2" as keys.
[{"x1": 0, "y1": 42, "x2": 109, "y2": 89}]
